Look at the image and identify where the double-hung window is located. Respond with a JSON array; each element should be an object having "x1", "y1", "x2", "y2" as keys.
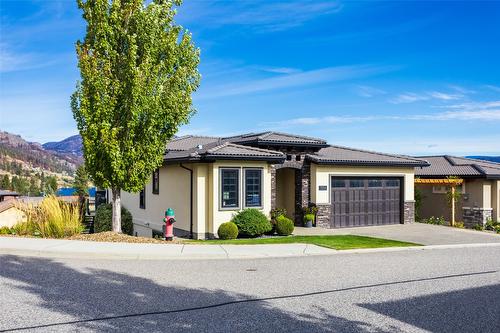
[
  {"x1": 152, "y1": 168, "x2": 160, "y2": 195},
  {"x1": 139, "y1": 188, "x2": 146, "y2": 209},
  {"x1": 220, "y1": 168, "x2": 239, "y2": 209},
  {"x1": 244, "y1": 168, "x2": 262, "y2": 207}
]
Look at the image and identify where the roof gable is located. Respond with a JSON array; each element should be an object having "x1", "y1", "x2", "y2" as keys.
[{"x1": 415, "y1": 155, "x2": 500, "y2": 178}]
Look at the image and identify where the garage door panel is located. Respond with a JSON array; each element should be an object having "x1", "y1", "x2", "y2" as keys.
[{"x1": 330, "y1": 177, "x2": 401, "y2": 228}]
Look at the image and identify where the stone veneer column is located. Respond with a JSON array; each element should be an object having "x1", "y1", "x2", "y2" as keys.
[
  {"x1": 462, "y1": 207, "x2": 493, "y2": 228},
  {"x1": 403, "y1": 201, "x2": 415, "y2": 224},
  {"x1": 270, "y1": 164, "x2": 276, "y2": 210},
  {"x1": 316, "y1": 204, "x2": 332, "y2": 228},
  {"x1": 294, "y1": 159, "x2": 310, "y2": 226}
]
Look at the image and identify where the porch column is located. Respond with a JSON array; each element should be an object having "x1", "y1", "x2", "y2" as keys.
[
  {"x1": 294, "y1": 160, "x2": 310, "y2": 225},
  {"x1": 270, "y1": 164, "x2": 277, "y2": 210}
]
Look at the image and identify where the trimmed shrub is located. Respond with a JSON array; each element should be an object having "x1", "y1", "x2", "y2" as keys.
[
  {"x1": 218, "y1": 222, "x2": 238, "y2": 240},
  {"x1": 304, "y1": 213, "x2": 315, "y2": 222},
  {"x1": 267, "y1": 208, "x2": 287, "y2": 235},
  {"x1": 94, "y1": 203, "x2": 133, "y2": 235},
  {"x1": 231, "y1": 208, "x2": 272, "y2": 238},
  {"x1": 275, "y1": 215, "x2": 294, "y2": 236},
  {"x1": 472, "y1": 223, "x2": 484, "y2": 231},
  {"x1": 453, "y1": 221, "x2": 465, "y2": 229},
  {"x1": 0, "y1": 226, "x2": 11, "y2": 235}
]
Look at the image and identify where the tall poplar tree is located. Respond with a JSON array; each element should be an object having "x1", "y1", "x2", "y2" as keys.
[{"x1": 72, "y1": 0, "x2": 200, "y2": 232}]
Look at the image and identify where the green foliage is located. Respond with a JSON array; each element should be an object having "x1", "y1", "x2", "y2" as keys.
[
  {"x1": 420, "y1": 216, "x2": 446, "y2": 225},
  {"x1": 15, "y1": 196, "x2": 83, "y2": 238},
  {"x1": 303, "y1": 206, "x2": 318, "y2": 215},
  {"x1": 453, "y1": 221, "x2": 465, "y2": 229},
  {"x1": 304, "y1": 213, "x2": 315, "y2": 222},
  {"x1": 472, "y1": 223, "x2": 484, "y2": 231},
  {"x1": 231, "y1": 209, "x2": 272, "y2": 238},
  {"x1": 0, "y1": 226, "x2": 12, "y2": 235},
  {"x1": 270, "y1": 208, "x2": 287, "y2": 221},
  {"x1": 275, "y1": 215, "x2": 294, "y2": 236},
  {"x1": 1, "y1": 174, "x2": 10, "y2": 189},
  {"x1": 414, "y1": 187, "x2": 423, "y2": 221},
  {"x1": 485, "y1": 218, "x2": 500, "y2": 233},
  {"x1": 217, "y1": 222, "x2": 238, "y2": 240},
  {"x1": 73, "y1": 165, "x2": 90, "y2": 197},
  {"x1": 94, "y1": 203, "x2": 133, "y2": 235},
  {"x1": 72, "y1": 0, "x2": 200, "y2": 193}
]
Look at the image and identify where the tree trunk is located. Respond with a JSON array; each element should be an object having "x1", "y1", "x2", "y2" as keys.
[{"x1": 111, "y1": 188, "x2": 122, "y2": 233}]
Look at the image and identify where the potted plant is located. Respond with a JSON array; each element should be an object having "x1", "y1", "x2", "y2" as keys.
[
  {"x1": 303, "y1": 213, "x2": 314, "y2": 228},
  {"x1": 303, "y1": 205, "x2": 318, "y2": 228}
]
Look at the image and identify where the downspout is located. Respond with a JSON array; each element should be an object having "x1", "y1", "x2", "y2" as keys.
[{"x1": 180, "y1": 164, "x2": 194, "y2": 239}]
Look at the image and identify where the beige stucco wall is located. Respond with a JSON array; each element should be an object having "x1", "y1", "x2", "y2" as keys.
[
  {"x1": 0, "y1": 206, "x2": 27, "y2": 228},
  {"x1": 210, "y1": 161, "x2": 272, "y2": 236},
  {"x1": 493, "y1": 180, "x2": 500, "y2": 221},
  {"x1": 310, "y1": 164, "x2": 415, "y2": 204},
  {"x1": 121, "y1": 164, "x2": 192, "y2": 236},
  {"x1": 417, "y1": 178, "x2": 496, "y2": 222},
  {"x1": 276, "y1": 168, "x2": 296, "y2": 217}
]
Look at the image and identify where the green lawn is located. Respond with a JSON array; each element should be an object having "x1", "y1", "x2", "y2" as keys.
[{"x1": 188, "y1": 235, "x2": 421, "y2": 250}]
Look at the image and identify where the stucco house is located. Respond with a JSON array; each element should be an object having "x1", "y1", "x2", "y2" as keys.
[
  {"x1": 415, "y1": 156, "x2": 500, "y2": 227},
  {"x1": 121, "y1": 132, "x2": 428, "y2": 239}
]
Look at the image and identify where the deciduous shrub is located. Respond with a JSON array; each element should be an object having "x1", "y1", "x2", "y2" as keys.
[
  {"x1": 0, "y1": 226, "x2": 11, "y2": 235},
  {"x1": 231, "y1": 209, "x2": 272, "y2": 238},
  {"x1": 453, "y1": 221, "x2": 465, "y2": 229},
  {"x1": 421, "y1": 216, "x2": 446, "y2": 226},
  {"x1": 94, "y1": 203, "x2": 133, "y2": 235},
  {"x1": 268, "y1": 208, "x2": 287, "y2": 235},
  {"x1": 276, "y1": 215, "x2": 294, "y2": 236},
  {"x1": 217, "y1": 222, "x2": 238, "y2": 240},
  {"x1": 472, "y1": 223, "x2": 484, "y2": 231}
]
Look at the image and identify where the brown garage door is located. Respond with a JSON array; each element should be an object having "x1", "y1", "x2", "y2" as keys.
[{"x1": 330, "y1": 177, "x2": 401, "y2": 228}]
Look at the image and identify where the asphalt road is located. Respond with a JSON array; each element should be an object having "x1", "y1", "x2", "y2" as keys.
[{"x1": 0, "y1": 247, "x2": 499, "y2": 332}]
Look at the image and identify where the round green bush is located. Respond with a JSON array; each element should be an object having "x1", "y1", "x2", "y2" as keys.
[
  {"x1": 94, "y1": 203, "x2": 133, "y2": 235},
  {"x1": 275, "y1": 215, "x2": 294, "y2": 236},
  {"x1": 231, "y1": 208, "x2": 272, "y2": 238},
  {"x1": 217, "y1": 222, "x2": 238, "y2": 240}
]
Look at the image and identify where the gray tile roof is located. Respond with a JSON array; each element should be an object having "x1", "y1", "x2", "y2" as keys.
[
  {"x1": 228, "y1": 131, "x2": 327, "y2": 146},
  {"x1": 307, "y1": 146, "x2": 429, "y2": 167},
  {"x1": 415, "y1": 156, "x2": 500, "y2": 178},
  {"x1": 166, "y1": 136, "x2": 220, "y2": 151},
  {"x1": 205, "y1": 143, "x2": 284, "y2": 160}
]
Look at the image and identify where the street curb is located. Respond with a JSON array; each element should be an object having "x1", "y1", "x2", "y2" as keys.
[{"x1": 1, "y1": 237, "x2": 499, "y2": 260}]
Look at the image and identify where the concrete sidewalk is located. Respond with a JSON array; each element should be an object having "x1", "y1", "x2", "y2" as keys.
[{"x1": 0, "y1": 237, "x2": 335, "y2": 260}]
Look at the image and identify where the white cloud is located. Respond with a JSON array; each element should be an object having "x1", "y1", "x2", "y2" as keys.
[
  {"x1": 354, "y1": 85, "x2": 386, "y2": 98},
  {"x1": 197, "y1": 64, "x2": 398, "y2": 99},
  {"x1": 389, "y1": 92, "x2": 430, "y2": 104},
  {"x1": 485, "y1": 85, "x2": 500, "y2": 93},
  {"x1": 427, "y1": 91, "x2": 463, "y2": 101}
]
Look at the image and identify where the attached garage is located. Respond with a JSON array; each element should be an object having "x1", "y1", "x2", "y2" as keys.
[{"x1": 330, "y1": 177, "x2": 402, "y2": 228}]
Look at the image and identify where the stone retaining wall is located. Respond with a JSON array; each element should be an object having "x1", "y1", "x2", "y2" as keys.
[{"x1": 462, "y1": 207, "x2": 492, "y2": 228}]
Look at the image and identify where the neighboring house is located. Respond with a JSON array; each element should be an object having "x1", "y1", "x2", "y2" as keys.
[
  {"x1": 0, "y1": 200, "x2": 26, "y2": 228},
  {"x1": 0, "y1": 190, "x2": 20, "y2": 202},
  {"x1": 415, "y1": 156, "x2": 500, "y2": 226},
  {"x1": 121, "y1": 132, "x2": 428, "y2": 239}
]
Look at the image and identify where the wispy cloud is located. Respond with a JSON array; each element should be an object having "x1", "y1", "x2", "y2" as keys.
[
  {"x1": 354, "y1": 85, "x2": 386, "y2": 98},
  {"x1": 180, "y1": 0, "x2": 342, "y2": 32},
  {"x1": 197, "y1": 64, "x2": 399, "y2": 99},
  {"x1": 485, "y1": 85, "x2": 500, "y2": 93},
  {"x1": 389, "y1": 90, "x2": 465, "y2": 104},
  {"x1": 427, "y1": 91, "x2": 463, "y2": 101},
  {"x1": 262, "y1": 100, "x2": 500, "y2": 128}
]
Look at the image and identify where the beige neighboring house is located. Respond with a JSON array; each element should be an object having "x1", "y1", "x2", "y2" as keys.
[
  {"x1": 0, "y1": 191, "x2": 26, "y2": 228},
  {"x1": 120, "y1": 132, "x2": 427, "y2": 239},
  {"x1": 415, "y1": 156, "x2": 500, "y2": 227}
]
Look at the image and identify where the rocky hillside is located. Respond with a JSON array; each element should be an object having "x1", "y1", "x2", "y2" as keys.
[{"x1": 43, "y1": 134, "x2": 83, "y2": 159}]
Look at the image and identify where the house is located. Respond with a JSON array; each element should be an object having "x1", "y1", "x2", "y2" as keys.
[
  {"x1": 415, "y1": 156, "x2": 500, "y2": 227},
  {"x1": 0, "y1": 190, "x2": 20, "y2": 202},
  {"x1": 121, "y1": 132, "x2": 428, "y2": 239},
  {"x1": 0, "y1": 200, "x2": 26, "y2": 228}
]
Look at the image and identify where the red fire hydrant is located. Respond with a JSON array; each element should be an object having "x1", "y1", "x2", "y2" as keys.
[{"x1": 163, "y1": 208, "x2": 176, "y2": 241}]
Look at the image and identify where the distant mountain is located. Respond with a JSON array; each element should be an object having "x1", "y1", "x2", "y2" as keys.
[
  {"x1": 0, "y1": 130, "x2": 79, "y2": 177},
  {"x1": 43, "y1": 135, "x2": 83, "y2": 159},
  {"x1": 466, "y1": 156, "x2": 500, "y2": 163}
]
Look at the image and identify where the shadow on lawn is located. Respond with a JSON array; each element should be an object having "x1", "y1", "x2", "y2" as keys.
[{"x1": 0, "y1": 255, "x2": 381, "y2": 332}]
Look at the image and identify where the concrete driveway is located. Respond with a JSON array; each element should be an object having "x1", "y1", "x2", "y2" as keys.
[{"x1": 294, "y1": 223, "x2": 500, "y2": 246}]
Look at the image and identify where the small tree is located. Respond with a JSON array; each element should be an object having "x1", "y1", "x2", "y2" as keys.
[
  {"x1": 1, "y1": 175, "x2": 10, "y2": 190},
  {"x1": 74, "y1": 165, "x2": 90, "y2": 198},
  {"x1": 72, "y1": 0, "x2": 200, "y2": 232}
]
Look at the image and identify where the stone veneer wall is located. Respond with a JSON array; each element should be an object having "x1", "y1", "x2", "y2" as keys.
[
  {"x1": 462, "y1": 207, "x2": 493, "y2": 228},
  {"x1": 403, "y1": 201, "x2": 415, "y2": 224},
  {"x1": 315, "y1": 204, "x2": 331, "y2": 228}
]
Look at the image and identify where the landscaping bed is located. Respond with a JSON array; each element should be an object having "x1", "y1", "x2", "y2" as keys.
[
  {"x1": 189, "y1": 235, "x2": 421, "y2": 250},
  {"x1": 68, "y1": 232, "x2": 184, "y2": 244}
]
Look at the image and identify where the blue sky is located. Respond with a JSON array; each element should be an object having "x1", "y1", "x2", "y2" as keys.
[{"x1": 1, "y1": 0, "x2": 499, "y2": 155}]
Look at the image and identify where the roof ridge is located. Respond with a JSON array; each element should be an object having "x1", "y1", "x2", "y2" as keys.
[
  {"x1": 326, "y1": 145, "x2": 426, "y2": 163},
  {"x1": 206, "y1": 142, "x2": 283, "y2": 155},
  {"x1": 262, "y1": 131, "x2": 326, "y2": 143}
]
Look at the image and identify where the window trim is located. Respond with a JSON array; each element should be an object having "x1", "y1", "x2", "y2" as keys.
[
  {"x1": 243, "y1": 167, "x2": 263, "y2": 209},
  {"x1": 219, "y1": 167, "x2": 241, "y2": 210},
  {"x1": 152, "y1": 168, "x2": 160, "y2": 195},
  {"x1": 139, "y1": 187, "x2": 146, "y2": 209}
]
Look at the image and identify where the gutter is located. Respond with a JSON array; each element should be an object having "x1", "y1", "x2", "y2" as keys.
[{"x1": 180, "y1": 164, "x2": 194, "y2": 239}]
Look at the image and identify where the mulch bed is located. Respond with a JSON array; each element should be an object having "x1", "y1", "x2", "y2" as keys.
[{"x1": 68, "y1": 232, "x2": 185, "y2": 244}]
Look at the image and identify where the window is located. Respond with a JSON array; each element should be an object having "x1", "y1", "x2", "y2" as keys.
[
  {"x1": 152, "y1": 168, "x2": 159, "y2": 194},
  {"x1": 139, "y1": 188, "x2": 146, "y2": 209},
  {"x1": 432, "y1": 185, "x2": 447, "y2": 194},
  {"x1": 286, "y1": 154, "x2": 292, "y2": 161},
  {"x1": 385, "y1": 179, "x2": 400, "y2": 187},
  {"x1": 349, "y1": 179, "x2": 365, "y2": 188},
  {"x1": 244, "y1": 169, "x2": 262, "y2": 207},
  {"x1": 220, "y1": 168, "x2": 239, "y2": 208},
  {"x1": 331, "y1": 179, "x2": 346, "y2": 188},
  {"x1": 368, "y1": 179, "x2": 383, "y2": 187},
  {"x1": 295, "y1": 155, "x2": 301, "y2": 161}
]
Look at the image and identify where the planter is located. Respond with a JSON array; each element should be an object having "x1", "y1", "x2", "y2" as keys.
[{"x1": 304, "y1": 220, "x2": 313, "y2": 228}]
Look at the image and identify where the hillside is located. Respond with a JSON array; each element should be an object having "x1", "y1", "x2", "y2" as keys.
[
  {"x1": 0, "y1": 131, "x2": 79, "y2": 194},
  {"x1": 43, "y1": 134, "x2": 83, "y2": 159}
]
